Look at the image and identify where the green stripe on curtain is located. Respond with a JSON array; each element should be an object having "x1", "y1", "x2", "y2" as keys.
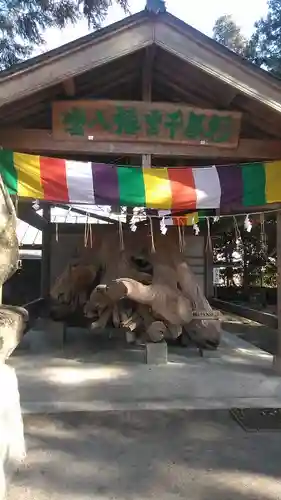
[
  {"x1": 0, "y1": 149, "x2": 18, "y2": 194},
  {"x1": 117, "y1": 166, "x2": 146, "y2": 207},
  {"x1": 242, "y1": 163, "x2": 266, "y2": 206}
]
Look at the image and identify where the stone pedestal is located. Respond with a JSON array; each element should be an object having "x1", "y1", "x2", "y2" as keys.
[
  {"x1": 0, "y1": 364, "x2": 25, "y2": 499},
  {"x1": 0, "y1": 305, "x2": 28, "y2": 362},
  {"x1": 145, "y1": 341, "x2": 168, "y2": 365},
  {"x1": 125, "y1": 330, "x2": 136, "y2": 344}
]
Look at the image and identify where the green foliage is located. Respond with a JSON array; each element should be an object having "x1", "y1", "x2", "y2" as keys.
[
  {"x1": 210, "y1": 10, "x2": 280, "y2": 291},
  {"x1": 249, "y1": 0, "x2": 281, "y2": 77},
  {"x1": 0, "y1": 0, "x2": 129, "y2": 70},
  {"x1": 213, "y1": 215, "x2": 277, "y2": 289},
  {"x1": 213, "y1": 3, "x2": 281, "y2": 77},
  {"x1": 212, "y1": 14, "x2": 249, "y2": 56},
  {"x1": 262, "y1": 259, "x2": 277, "y2": 287}
]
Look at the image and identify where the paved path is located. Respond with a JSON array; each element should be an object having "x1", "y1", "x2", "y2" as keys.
[
  {"x1": 7, "y1": 410, "x2": 281, "y2": 500},
  {"x1": 8, "y1": 329, "x2": 281, "y2": 413},
  {"x1": 222, "y1": 312, "x2": 277, "y2": 355}
]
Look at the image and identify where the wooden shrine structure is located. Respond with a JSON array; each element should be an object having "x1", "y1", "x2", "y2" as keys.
[{"x1": 1, "y1": 5, "x2": 281, "y2": 364}]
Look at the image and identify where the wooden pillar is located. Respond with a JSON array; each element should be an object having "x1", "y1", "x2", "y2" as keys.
[
  {"x1": 142, "y1": 47, "x2": 154, "y2": 169},
  {"x1": 204, "y1": 239, "x2": 213, "y2": 299},
  {"x1": 273, "y1": 210, "x2": 281, "y2": 373},
  {"x1": 41, "y1": 206, "x2": 51, "y2": 298}
]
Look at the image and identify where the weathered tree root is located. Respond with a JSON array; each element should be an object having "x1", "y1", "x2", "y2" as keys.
[
  {"x1": 146, "y1": 321, "x2": 167, "y2": 343},
  {"x1": 51, "y1": 225, "x2": 221, "y2": 349}
]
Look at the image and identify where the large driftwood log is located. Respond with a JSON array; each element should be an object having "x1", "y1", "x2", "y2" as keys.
[
  {"x1": 51, "y1": 225, "x2": 220, "y2": 349},
  {"x1": 175, "y1": 261, "x2": 220, "y2": 349},
  {"x1": 101, "y1": 278, "x2": 192, "y2": 328}
]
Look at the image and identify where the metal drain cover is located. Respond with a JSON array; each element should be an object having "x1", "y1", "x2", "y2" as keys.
[{"x1": 230, "y1": 408, "x2": 281, "y2": 431}]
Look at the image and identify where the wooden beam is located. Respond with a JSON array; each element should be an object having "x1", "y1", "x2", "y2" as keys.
[
  {"x1": 154, "y1": 75, "x2": 211, "y2": 108},
  {"x1": 234, "y1": 95, "x2": 281, "y2": 139},
  {"x1": 0, "y1": 64, "x2": 136, "y2": 124},
  {"x1": 142, "y1": 46, "x2": 154, "y2": 168},
  {"x1": 19, "y1": 244, "x2": 42, "y2": 250},
  {"x1": 142, "y1": 46, "x2": 154, "y2": 100},
  {"x1": 273, "y1": 210, "x2": 281, "y2": 373},
  {"x1": 156, "y1": 52, "x2": 237, "y2": 110},
  {"x1": 41, "y1": 206, "x2": 51, "y2": 298},
  {"x1": 213, "y1": 261, "x2": 242, "y2": 268},
  {"x1": 156, "y1": 49, "x2": 239, "y2": 110},
  {"x1": 88, "y1": 72, "x2": 137, "y2": 98},
  {"x1": 0, "y1": 86, "x2": 61, "y2": 123},
  {"x1": 18, "y1": 203, "x2": 48, "y2": 230},
  {"x1": 57, "y1": 204, "x2": 117, "y2": 224},
  {"x1": 0, "y1": 20, "x2": 152, "y2": 108},
  {"x1": 157, "y1": 51, "x2": 238, "y2": 107},
  {"x1": 49, "y1": 223, "x2": 95, "y2": 234},
  {"x1": 222, "y1": 89, "x2": 238, "y2": 107},
  {"x1": 156, "y1": 62, "x2": 217, "y2": 105},
  {"x1": 204, "y1": 236, "x2": 213, "y2": 298},
  {"x1": 61, "y1": 67, "x2": 137, "y2": 101},
  {"x1": 62, "y1": 78, "x2": 76, "y2": 97},
  {"x1": 156, "y1": 20, "x2": 281, "y2": 113},
  {"x1": 277, "y1": 212, "x2": 281, "y2": 342},
  {"x1": 2, "y1": 128, "x2": 281, "y2": 160}
]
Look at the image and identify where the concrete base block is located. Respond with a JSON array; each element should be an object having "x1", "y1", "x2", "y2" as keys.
[
  {"x1": 145, "y1": 341, "x2": 168, "y2": 365},
  {"x1": 26, "y1": 318, "x2": 65, "y2": 352},
  {"x1": 125, "y1": 331, "x2": 136, "y2": 344}
]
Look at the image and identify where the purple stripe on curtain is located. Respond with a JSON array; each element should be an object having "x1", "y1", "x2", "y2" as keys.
[
  {"x1": 92, "y1": 163, "x2": 119, "y2": 205},
  {"x1": 217, "y1": 165, "x2": 243, "y2": 209}
]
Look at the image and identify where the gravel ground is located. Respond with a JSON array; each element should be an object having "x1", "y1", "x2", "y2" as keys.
[{"x1": 7, "y1": 410, "x2": 281, "y2": 500}]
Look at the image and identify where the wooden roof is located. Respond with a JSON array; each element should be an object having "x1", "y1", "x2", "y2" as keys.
[{"x1": 1, "y1": 9, "x2": 281, "y2": 142}]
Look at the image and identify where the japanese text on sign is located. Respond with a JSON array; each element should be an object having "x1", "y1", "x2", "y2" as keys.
[{"x1": 52, "y1": 100, "x2": 241, "y2": 148}]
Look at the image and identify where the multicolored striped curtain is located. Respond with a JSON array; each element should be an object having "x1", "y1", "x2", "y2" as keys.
[{"x1": 0, "y1": 149, "x2": 281, "y2": 210}]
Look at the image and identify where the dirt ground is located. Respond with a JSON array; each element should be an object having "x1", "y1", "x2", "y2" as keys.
[{"x1": 6, "y1": 410, "x2": 281, "y2": 500}]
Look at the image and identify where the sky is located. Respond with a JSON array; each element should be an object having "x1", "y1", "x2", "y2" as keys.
[{"x1": 40, "y1": 0, "x2": 269, "y2": 53}]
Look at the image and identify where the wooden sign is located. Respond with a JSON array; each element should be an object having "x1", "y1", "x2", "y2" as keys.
[{"x1": 52, "y1": 100, "x2": 241, "y2": 148}]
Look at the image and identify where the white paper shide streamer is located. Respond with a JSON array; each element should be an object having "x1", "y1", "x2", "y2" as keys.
[
  {"x1": 244, "y1": 215, "x2": 252, "y2": 233},
  {"x1": 160, "y1": 217, "x2": 168, "y2": 235}
]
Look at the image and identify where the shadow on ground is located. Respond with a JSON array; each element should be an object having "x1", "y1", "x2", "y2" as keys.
[{"x1": 7, "y1": 410, "x2": 281, "y2": 500}]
